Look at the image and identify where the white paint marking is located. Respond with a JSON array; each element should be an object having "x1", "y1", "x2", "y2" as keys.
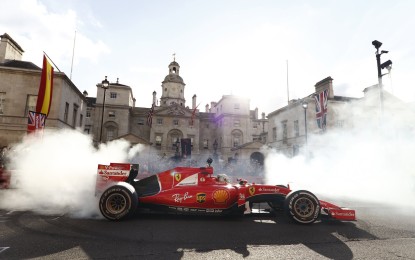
[{"x1": 0, "y1": 247, "x2": 10, "y2": 254}]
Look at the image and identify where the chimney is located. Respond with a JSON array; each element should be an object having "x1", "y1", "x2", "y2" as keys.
[
  {"x1": 314, "y1": 77, "x2": 334, "y2": 98},
  {"x1": 261, "y1": 112, "x2": 265, "y2": 120},
  {"x1": 0, "y1": 33, "x2": 24, "y2": 63},
  {"x1": 152, "y1": 91, "x2": 157, "y2": 105},
  {"x1": 205, "y1": 104, "x2": 209, "y2": 112},
  {"x1": 192, "y1": 94, "x2": 196, "y2": 109},
  {"x1": 255, "y1": 107, "x2": 258, "y2": 119}
]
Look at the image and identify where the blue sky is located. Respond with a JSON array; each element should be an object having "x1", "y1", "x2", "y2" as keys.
[{"x1": 1, "y1": 0, "x2": 414, "y2": 114}]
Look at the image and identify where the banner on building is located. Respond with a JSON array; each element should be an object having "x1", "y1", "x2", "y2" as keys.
[
  {"x1": 36, "y1": 55, "x2": 54, "y2": 117},
  {"x1": 27, "y1": 111, "x2": 46, "y2": 134},
  {"x1": 314, "y1": 89, "x2": 329, "y2": 130},
  {"x1": 181, "y1": 138, "x2": 192, "y2": 158},
  {"x1": 147, "y1": 103, "x2": 155, "y2": 127}
]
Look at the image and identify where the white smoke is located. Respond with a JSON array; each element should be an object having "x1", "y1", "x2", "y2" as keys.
[
  {"x1": 0, "y1": 129, "x2": 144, "y2": 218},
  {"x1": 264, "y1": 98, "x2": 415, "y2": 211}
]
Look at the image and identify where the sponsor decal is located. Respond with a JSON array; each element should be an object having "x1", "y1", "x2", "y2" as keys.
[
  {"x1": 258, "y1": 187, "x2": 280, "y2": 193},
  {"x1": 172, "y1": 192, "x2": 193, "y2": 203},
  {"x1": 175, "y1": 173, "x2": 181, "y2": 182},
  {"x1": 212, "y1": 189, "x2": 230, "y2": 204},
  {"x1": 196, "y1": 193, "x2": 206, "y2": 203},
  {"x1": 249, "y1": 186, "x2": 255, "y2": 196},
  {"x1": 98, "y1": 170, "x2": 129, "y2": 176},
  {"x1": 176, "y1": 173, "x2": 198, "y2": 186}
]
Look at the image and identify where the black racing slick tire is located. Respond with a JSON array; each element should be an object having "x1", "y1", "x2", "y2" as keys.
[
  {"x1": 284, "y1": 190, "x2": 320, "y2": 224},
  {"x1": 99, "y1": 182, "x2": 138, "y2": 221}
]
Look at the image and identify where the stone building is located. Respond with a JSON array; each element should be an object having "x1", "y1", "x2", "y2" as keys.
[
  {"x1": 266, "y1": 76, "x2": 411, "y2": 157},
  {"x1": 0, "y1": 33, "x2": 87, "y2": 147},
  {"x1": 88, "y1": 59, "x2": 268, "y2": 165}
]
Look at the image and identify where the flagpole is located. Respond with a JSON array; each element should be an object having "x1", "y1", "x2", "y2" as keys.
[
  {"x1": 43, "y1": 51, "x2": 61, "y2": 72},
  {"x1": 70, "y1": 30, "x2": 76, "y2": 80},
  {"x1": 286, "y1": 60, "x2": 290, "y2": 104}
]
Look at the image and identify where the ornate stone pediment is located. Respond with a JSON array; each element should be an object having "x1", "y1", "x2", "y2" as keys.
[{"x1": 167, "y1": 104, "x2": 186, "y2": 116}]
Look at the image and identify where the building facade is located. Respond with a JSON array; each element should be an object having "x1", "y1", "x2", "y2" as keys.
[
  {"x1": 0, "y1": 33, "x2": 87, "y2": 147},
  {"x1": 88, "y1": 60, "x2": 269, "y2": 164}
]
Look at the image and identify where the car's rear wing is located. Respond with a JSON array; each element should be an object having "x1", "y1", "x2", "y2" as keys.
[{"x1": 95, "y1": 163, "x2": 137, "y2": 195}]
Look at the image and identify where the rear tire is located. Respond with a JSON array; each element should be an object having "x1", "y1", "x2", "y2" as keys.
[
  {"x1": 284, "y1": 190, "x2": 320, "y2": 224},
  {"x1": 99, "y1": 182, "x2": 138, "y2": 221}
]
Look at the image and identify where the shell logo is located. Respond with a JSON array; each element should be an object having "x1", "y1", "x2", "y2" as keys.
[
  {"x1": 174, "y1": 173, "x2": 181, "y2": 182},
  {"x1": 249, "y1": 186, "x2": 255, "y2": 196},
  {"x1": 213, "y1": 189, "x2": 229, "y2": 204}
]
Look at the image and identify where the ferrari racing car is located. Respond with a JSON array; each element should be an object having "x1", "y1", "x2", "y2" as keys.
[{"x1": 95, "y1": 159, "x2": 356, "y2": 224}]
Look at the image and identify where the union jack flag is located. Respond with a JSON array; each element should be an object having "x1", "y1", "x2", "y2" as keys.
[
  {"x1": 314, "y1": 89, "x2": 329, "y2": 130},
  {"x1": 147, "y1": 103, "x2": 155, "y2": 127},
  {"x1": 27, "y1": 110, "x2": 46, "y2": 134}
]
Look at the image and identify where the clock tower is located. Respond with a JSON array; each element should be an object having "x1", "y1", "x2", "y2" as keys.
[{"x1": 160, "y1": 58, "x2": 186, "y2": 107}]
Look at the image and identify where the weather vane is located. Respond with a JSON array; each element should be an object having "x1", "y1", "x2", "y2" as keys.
[{"x1": 172, "y1": 53, "x2": 176, "y2": 61}]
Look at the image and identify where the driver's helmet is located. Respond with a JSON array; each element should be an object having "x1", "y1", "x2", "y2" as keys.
[{"x1": 217, "y1": 174, "x2": 230, "y2": 183}]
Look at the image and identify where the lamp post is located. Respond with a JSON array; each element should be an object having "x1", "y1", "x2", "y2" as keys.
[
  {"x1": 99, "y1": 76, "x2": 109, "y2": 142},
  {"x1": 302, "y1": 101, "x2": 308, "y2": 146},
  {"x1": 372, "y1": 40, "x2": 392, "y2": 116},
  {"x1": 213, "y1": 139, "x2": 218, "y2": 160}
]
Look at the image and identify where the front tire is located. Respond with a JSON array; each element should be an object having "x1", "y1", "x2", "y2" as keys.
[
  {"x1": 284, "y1": 190, "x2": 320, "y2": 224},
  {"x1": 99, "y1": 182, "x2": 138, "y2": 221}
]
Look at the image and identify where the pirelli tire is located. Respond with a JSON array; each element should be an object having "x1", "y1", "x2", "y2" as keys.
[
  {"x1": 99, "y1": 182, "x2": 138, "y2": 221},
  {"x1": 284, "y1": 190, "x2": 320, "y2": 224}
]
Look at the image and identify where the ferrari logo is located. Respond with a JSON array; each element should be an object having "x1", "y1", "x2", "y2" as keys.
[
  {"x1": 249, "y1": 186, "x2": 255, "y2": 196},
  {"x1": 175, "y1": 173, "x2": 181, "y2": 182}
]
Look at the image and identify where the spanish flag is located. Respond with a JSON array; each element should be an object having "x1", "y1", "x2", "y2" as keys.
[{"x1": 35, "y1": 55, "x2": 54, "y2": 117}]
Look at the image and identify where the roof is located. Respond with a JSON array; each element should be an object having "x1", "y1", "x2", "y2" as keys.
[
  {"x1": 162, "y1": 74, "x2": 185, "y2": 84},
  {"x1": 0, "y1": 60, "x2": 40, "y2": 70},
  {"x1": 169, "y1": 61, "x2": 179, "y2": 67}
]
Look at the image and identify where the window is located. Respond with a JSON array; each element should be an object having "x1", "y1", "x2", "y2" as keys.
[
  {"x1": 173, "y1": 119, "x2": 179, "y2": 126},
  {"x1": 110, "y1": 92, "x2": 117, "y2": 99},
  {"x1": 25, "y1": 95, "x2": 37, "y2": 116},
  {"x1": 282, "y1": 121, "x2": 287, "y2": 144},
  {"x1": 64, "y1": 102, "x2": 69, "y2": 123},
  {"x1": 79, "y1": 114, "x2": 83, "y2": 127},
  {"x1": 232, "y1": 130, "x2": 242, "y2": 148},
  {"x1": 233, "y1": 137, "x2": 240, "y2": 147},
  {"x1": 72, "y1": 104, "x2": 78, "y2": 127},
  {"x1": 253, "y1": 123, "x2": 257, "y2": 129},
  {"x1": 137, "y1": 119, "x2": 144, "y2": 125},
  {"x1": 234, "y1": 120, "x2": 240, "y2": 127},
  {"x1": 157, "y1": 118, "x2": 163, "y2": 125},
  {"x1": 86, "y1": 110, "x2": 91, "y2": 118},
  {"x1": 272, "y1": 127, "x2": 277, "y2": 141},
  {"x1": 84, "y1": 125, "x2": 91, "y2": 134},
  {"x1": 234, "y1": 103, "x2": 240, "y2": 109},
  {"x1": 107, "y1": 128, "x2": 114, "y2": 141},
  {"x1": 203, "y1": 139, "x2": 209, "y2": 149},
  {"x1": 335, "y1": 120, "x2": 344, "y2": 128},
  {"x1": 155, "y1": 135, "x2": 162, "y2": 149},
  {"x1": 108, "y1": 111, "x2": 115, "y2": 118},
  {"x1": 0, "y1": 92, "x2": 5, "y2": 114},
  {"x1": 294, "y1": 120, "x2": 299, "y2": 137}
]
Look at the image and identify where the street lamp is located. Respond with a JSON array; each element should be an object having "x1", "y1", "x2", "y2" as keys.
[
  {"x1": 213, "y1": 139, "x2": 218, "y2": 159},
  {"x1": 372, "y1": 40, "x2": 392, "y2": 115},
  {"x1": 302, "y1": 101, "x2": 308, "y2": 146},
  {"x1": 99, "y1": 76, "x2": 109, "y2": 142}
]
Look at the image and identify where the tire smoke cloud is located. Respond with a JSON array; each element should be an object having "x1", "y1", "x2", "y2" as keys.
[
  {"x1": 0, "y1": 129, "x2": 143, "y2": 218},
  {"x1": 264, "y1": 99, "x2": 415, "y2": 212}
]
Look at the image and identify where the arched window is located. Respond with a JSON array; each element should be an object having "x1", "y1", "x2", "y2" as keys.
[{"x1": 231, "y1": 129, "x2": 243, "y2": 148}]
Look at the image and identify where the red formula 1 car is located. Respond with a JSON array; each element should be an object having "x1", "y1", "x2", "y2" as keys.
[{"x1": 95, "y1": 159, "x2": 356, "y2": 224}]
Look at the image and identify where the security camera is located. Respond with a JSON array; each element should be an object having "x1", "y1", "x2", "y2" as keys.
[
  {"x1": 372, "y1": 40, "x2": 383, "y2": 49},
  {"x1": 380, "y1": 60, "x2": 392, "y2": 69}
]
